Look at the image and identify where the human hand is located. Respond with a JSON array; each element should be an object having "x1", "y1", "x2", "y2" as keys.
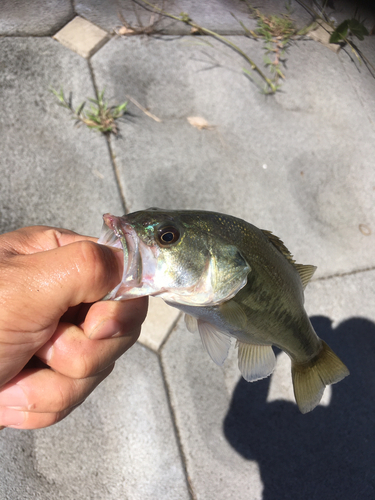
[{"x1": 0, "y1": 225, "x2": 148, "y2": 429}]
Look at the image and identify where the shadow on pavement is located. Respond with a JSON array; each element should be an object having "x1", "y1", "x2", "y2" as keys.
[{"x1": 224, "y1": 315, "x2": 375, "y2": 500}]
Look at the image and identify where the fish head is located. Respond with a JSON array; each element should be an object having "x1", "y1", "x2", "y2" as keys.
[{"x1": 98, "y1": 208, "x2": 250, "y2": 306}]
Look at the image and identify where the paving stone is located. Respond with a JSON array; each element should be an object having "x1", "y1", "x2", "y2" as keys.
[
  {"x1": 53, "y1": 16, "x2": 110, "y2": 59},
  {"x1": 76, "y1": 0, "x2": 374, "y2": 36},
  {"x1": 307, "y1": 20, "x2": 340, "y2": 52},
  {"x1": 338, "y1": 34, "x2": 375, "y2": 129},
  {"x1": 76, "y1": 0, "x2": 257, "y2": 35},
  {"x1": 0, "y1": 343, "x2": 190, "y2": 500},
  {"x1": 310, "y1": 0, "x2": 375, "y2": 28},
  {"x1": 0, "y1": 37, "x2": 123, "y2": 236},
  {"x1": 0, "y1": 0, "x2": 74, "y2": 36},
  {"x1": 138, "y1": 296, "x2": 181, "y2": 351},
  {"x1": 91, "y1": 35, "x2": 375, "y2": 278},
  {"x1": 161, "y1": 269, "x2": 375, "y2": 500}
]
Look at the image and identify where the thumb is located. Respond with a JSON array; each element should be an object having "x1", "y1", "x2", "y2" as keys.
[{"x1": 24, "y1": 240, "x2": 123, "y2": 313}]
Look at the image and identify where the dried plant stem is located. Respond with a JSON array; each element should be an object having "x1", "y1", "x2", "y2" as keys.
[
  {"x1": 125, "y1": 95, "x2": 162, "y2": 122},
  {"x1": 136, "y1": 0, "x2": 278, "y2": 93}
]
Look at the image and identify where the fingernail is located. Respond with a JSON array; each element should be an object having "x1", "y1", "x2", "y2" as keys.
[
  {"x1": 0, "y1": 385, "x2": 28, "y2": 409},
  {"x1": 89, "y1": 319, "x2": 122, "y2": 340},
  {"x1": 0, "y1": 408, "x2": 25, "y2": 427}
]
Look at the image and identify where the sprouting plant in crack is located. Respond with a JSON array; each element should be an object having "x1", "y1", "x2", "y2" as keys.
[
  {"x1": 242, "y1": 4, "x2": 316, "y2": 93},
  {"x1": 50, "y1": 88, "x2": 128, "y2": 135},
  {"x1": 251, "y1": 9, "x2": 296, "y2": 82}
]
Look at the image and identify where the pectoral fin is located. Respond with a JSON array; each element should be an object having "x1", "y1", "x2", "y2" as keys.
[
  {"x1": 219, "y1": 300, "x2": 248, "y2": 330},
  {"x1": 197, "y1": 320, "x2": 232, "y2": 366},
  {"x1": 184, "y1": 314, "x2": 198, "y2": 333},
  {"x1": 237, "y1": 342, "x2": 276, "y2": 382}
]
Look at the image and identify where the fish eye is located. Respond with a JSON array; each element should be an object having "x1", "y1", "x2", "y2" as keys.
[{"x1": 156, "y1": 224, "x2": 181, "y2": 246}]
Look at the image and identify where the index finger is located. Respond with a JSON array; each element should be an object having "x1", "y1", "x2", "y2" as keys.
[{"x1": 0, "y1": 226, "x2": 98, "y2": 256}]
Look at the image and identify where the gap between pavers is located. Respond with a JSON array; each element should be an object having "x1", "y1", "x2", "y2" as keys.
[
  {"x1": 138, "y1": 296, "x2": 181, "y2": 351},
  {"x1": 53, "y1": 16, "x2": 110, "y2": 58}
]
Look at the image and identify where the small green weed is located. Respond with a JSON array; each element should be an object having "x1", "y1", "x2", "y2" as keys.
[
  {"x1": 246, "y1": 7, "x2": 305, "y2": 92},
  {"x1": 51, "y1": 88, "x2": 128, "y2": 135},
  {"x1": 329, "y1": 18, "x2": 369, "y2": 44},
  {"x1": 296, "y1": 0, "x2": 374, "y2": 77}
]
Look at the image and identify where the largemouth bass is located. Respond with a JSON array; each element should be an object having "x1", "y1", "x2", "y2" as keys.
[{"x1": 98, "y1": 208, "x2": 349, "y2": 413}]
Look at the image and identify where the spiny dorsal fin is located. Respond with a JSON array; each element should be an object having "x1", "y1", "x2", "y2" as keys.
[
  {"x1": 294, "y1": 264, "x2": 317, "y2": 290},
  {"x1": 261, "y1": 229, "x2": 296, "y2": 265},
  {"x1": 262, "y1": 230, "x2": 317, "y2": 288}
]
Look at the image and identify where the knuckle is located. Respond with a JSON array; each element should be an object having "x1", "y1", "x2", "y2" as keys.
[
  {"x1": 70, "y1": 348, "x2": 98, "y2": 380},
  {"x1": 75, "y1": 240, "x2": 103, "y2": 272},
  {"x1": 54, "y1": 380, "x2": 73, "y2": 411},
  {"x1": 74, "y1": 241, "x2": 117, "y2": 288}
]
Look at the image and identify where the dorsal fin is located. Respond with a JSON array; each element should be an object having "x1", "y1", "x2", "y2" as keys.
[
  {"x1": 262, "y1": 230, "x2": 317, "y2": 289},
  {"x1": 294, "y1": 264, "x2": 317, "y2": 289},
  {"x1": 261, "y1": 229, "x2": 295, "y2": 265}
]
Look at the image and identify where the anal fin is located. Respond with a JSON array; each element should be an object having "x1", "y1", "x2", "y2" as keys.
[
  {"x1": 237, "y1": 342, "x2": 276, "y2": 382},
  {"x1": 197, "y1": 320, "x2": 232, "y2": 366}
]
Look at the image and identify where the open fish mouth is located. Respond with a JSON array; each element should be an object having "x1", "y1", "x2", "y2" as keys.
[{"x1": 98, "y1": 213, "x2": 143, "y2": 300}]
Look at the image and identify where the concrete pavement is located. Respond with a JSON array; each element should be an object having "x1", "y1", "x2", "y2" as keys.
[{"x1": 1, "y1": 1, "x2": 375, "y2": 498}]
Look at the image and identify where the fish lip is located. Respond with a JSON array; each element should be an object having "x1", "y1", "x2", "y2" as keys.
[{"x1": 100, "y1": 214, "x2": 143, "y2": 298}]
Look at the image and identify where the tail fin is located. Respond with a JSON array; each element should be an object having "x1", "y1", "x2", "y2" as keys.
[{"x1": 291, "y1": 341, "x2": 349, "y2": 414}]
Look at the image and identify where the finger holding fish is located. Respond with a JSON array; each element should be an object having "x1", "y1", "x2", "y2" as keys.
[{"x1": 36, "y1": 297, "x2": 148, "y2": 379}]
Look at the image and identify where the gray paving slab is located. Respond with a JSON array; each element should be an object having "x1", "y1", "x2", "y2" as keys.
[
  {"x1": 0, "y1": 37, "x2": 123, "y2": 235},
  {"x1": 74, "y1": 0, "x2": 375, "y2": 36},
  {"x1": 0, "y1": 343, "x2": 190, "y2": 500},
  {"x1": 161, "y1": 269, "x2": 375, "y2": 500},
  {"x1": 76, "y1": 0, "x2": 257, "y2": 35},
  {"x1": 0, "y1": 0, "x2": 74, "y2": 36},
  {"x1": 339, "y1": 34, "x2": 375, "y2": 123},
  {"x1": 308, "y1": 0, "x2": 375, "y2": 28},
  {"x1": 91, "y1": 34, "x2": 375, "y2": 278}
]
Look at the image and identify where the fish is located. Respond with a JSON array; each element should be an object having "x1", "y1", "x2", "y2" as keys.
[{"x1": 98, "y1": 208, "x2": 349, "y2": 413}]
